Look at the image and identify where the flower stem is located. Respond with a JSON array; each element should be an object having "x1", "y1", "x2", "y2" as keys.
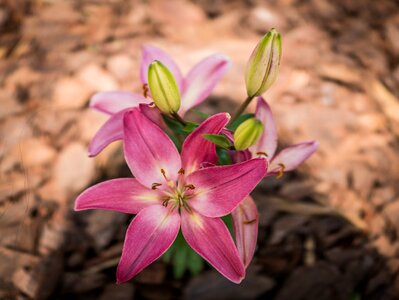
[
  {"x1": 171, "y1": 112, "x2": 187, "y2": 126},
  {"x1": 230, "y1": 96, "x2": 254, "y2": 124}
]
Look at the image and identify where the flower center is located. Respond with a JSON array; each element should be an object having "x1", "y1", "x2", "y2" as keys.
[
  {"x1": 163, "y1": 183, "x2": 195, "y2": 211},
  {"x1": 152, "y1": 168, "x2": 195, "y2": 212}
]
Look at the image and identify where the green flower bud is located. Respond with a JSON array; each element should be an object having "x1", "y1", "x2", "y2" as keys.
[
  {"x1": 234, "y1": 118, "x2": 264, "y2": 151},
  {"x1": 148, "y1": 60, "x2": 181, "y2": 114},
  {"x1": 245, "y1": 28, "x2": 282, "y2": 97}
]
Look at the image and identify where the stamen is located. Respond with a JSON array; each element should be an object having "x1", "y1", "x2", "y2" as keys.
[
  {"x1": 167, "y1": 181, "x2": 175, "y2": 188},
  {"x1": 243, "y1": 219, "x2": 257, "y2": 225},
  {"x1": 151, "y1": 183, "x2": 162, "y2": 190},
  {"x1": 178, "y1": 168, "x2": 185, "y2": 175},
  {"x1": 160, "y1": 169, "x2": 168, "y2": 180},
  {"x1": 276, "y1": 163, "x2": 286, "y2": 179},
  {"x1": 182, "y1": 193, "x2": 194, "y2": 201},
  {"x1": 256, "y1": 151, "x2": 268, "y2": 157},
  {"x1": 182, "y1": 202, "x2": 193, "y2": 214},
  {"x1": 162, "y1": 197, "x2": 171, "y2": 207},
  {"x1": 143, "y1": 83, "x2": 149, "y2": 98},
  {"x1": 185, "y1": 184, "x2": 195, "y2": 190}
]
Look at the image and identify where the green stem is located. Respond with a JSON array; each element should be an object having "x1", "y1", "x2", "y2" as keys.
[
  {"x1": 230, "y1": 96, "x2": 254, "y2": 124},
  {"x1": 171, "y1": 112, "x2": 187, "y2": 126}
]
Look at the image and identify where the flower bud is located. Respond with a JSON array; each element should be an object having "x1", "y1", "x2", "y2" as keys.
[
  {"x1": 245, "y1": 28, "x2": 282, "y2": 97},
  {"x1": 148, "y1": 60, "x2": 181, "y2": 114},
  {"x1": 234, "y1": 118, "x2": 264, "y2": 151}
]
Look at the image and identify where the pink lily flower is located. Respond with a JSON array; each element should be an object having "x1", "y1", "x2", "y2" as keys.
[
  {"x1": 229, "y1": 98, "x2": 318, "y2": 268},
  {"x1": 88, "y1": 45, "x2": 230, "y2": 157},
  {"x1": 75, "y1": 109, "x2": 266, "y2": 283},
  {"x1": 249, "y1": 97, "x2": 318, "y2": 177}
]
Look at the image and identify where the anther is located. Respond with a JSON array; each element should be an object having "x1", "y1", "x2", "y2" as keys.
[
  {"x1": 243, "y1": 219, "x2": 257, "y2": 225},
  {"x1": 256, "y1": 151, "x2": 268, "y2": 157},
  {"x1": 162, "y1": 197, "x2": 171, "y2": 207},
  {"x1": 160, "y1": 169, "x2": 168, "y2": 180},
  {"x1": 185, "y1": 184, "x2": 195, "y2": 190},
  {"x1": 276, "y1": 163, "x2": 285, "y2": 179},
  {"x1": 143, "y1": 83, "x2": 149, "y2": 98},
  {"x1": 151, "y1": 183, "x2": 162, "y2": 190},
  {"x1": 178, "y1": 168, "x2": 185, "y2": 175}
]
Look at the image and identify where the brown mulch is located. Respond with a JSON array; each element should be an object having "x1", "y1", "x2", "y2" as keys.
[{"x1": 1, "y1": 0, "x2": 399, "y2": 299}]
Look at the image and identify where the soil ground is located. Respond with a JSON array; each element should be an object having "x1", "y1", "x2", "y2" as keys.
[{"x1": 1, "y1": 0, "x2": 399, "y2": 299}]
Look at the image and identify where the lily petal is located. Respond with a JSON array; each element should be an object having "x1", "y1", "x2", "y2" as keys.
[
  {"x1": 75, "y1": 178, "x2": 161, "y2": 214},
  {"x1": 231, "y1": 196, "x2": 258, "y2": 268},
  {"x1": 181, "y1": 209, "x2": 245, "y2": 283},
  {"x1": 116, "y1": 205, "x2": 180, "y2": 283},
  {"x1": 180, "y1": 54, "x2": 230, "y2": 115},
  {"x1": 221, "y1": 128, "x2": 234, "y2": 141},
  {"x1": 181, "y1": 113, "x2": 230, "y2": 174},
  {"x1": 123, "y1": 109, "x2": 181, "y2": 188},
  {"x1": 187, "y1": 158, "x2": 267, "y2": 217},
  {"x1": 250, "y1": 97, "x2": 278, "y2": 159},
  {"x1": 139, "y1": 104, "x2": 165, "y2": 129},
  {"x1": 140, "y1": 45, "x2": 184, "y2": 91},
  {"x1": 229, "y1": 150, "x2": 252, "y2": 164},
  {"x1": 268, "y1": 141, "x2": 318, "y2": 174},
  {"x1": 88, "y1": 109, "x2": 125, "y2": 157},
  {"x1": 90, "y1": 91, "x2": 149, "y2": 115}
]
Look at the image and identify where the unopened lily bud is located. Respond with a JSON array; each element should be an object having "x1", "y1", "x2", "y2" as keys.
[
  {"x1": 245, "y1": 28, "x2": 282, "y2": 97},
  {"x1": 234, "y1": 118, "x2": 264, "y2": 151},
  {"x1": 148, "y1": 60, "x2": 181, "y2": 114}
]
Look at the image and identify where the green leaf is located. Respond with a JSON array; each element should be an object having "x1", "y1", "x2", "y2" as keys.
[
  {"x1": 182, "y1": 122, "x2": 199, "y2": 133},
  {"x1": 187, "y1": 249, "x2": 204, "y2": 276},
  {"x1": 162, "y1": 245, "x2": 174, "y2": 263},
  {"x1": 173, "y1": 243, "x2": 189, "y2": 279},
  {"x1": 167, "y1": 133, "x2": 182, "y2": 151},
  {"x1": 350, "y1": 292, "x2": 361, "y2": 300},
  {"x1": 222, "y1": 214, "x2": 234, "y2": 236},
  {"x1": 162, "y1": 114, "x2": 185, "y2": 150},
  {"x1": 161, "y1": 232, "x2": 205, "y2": 279},
  {"x1": 163, "y1": 114, "x2": 184, "y2": 132},
  {"x1": 216, "y1": 148, "x2": 233, "y2": 165},
  {"x1": 162, "y1": 231, "x2": 182, "y2": 263},
  {"x1": 228, "y1": 113, "x2": 254, "y2": 131},
  {"x1": 191, "y1": 109, "x2": 210, "y2": 119},
  {"x1": 203, "y1": 134, "x2": 231, "y2": 149}
]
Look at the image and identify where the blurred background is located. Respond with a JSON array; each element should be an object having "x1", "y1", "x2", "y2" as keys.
[{"x1": 1, "y1": 0, "x2": 399, "y2": 299}]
